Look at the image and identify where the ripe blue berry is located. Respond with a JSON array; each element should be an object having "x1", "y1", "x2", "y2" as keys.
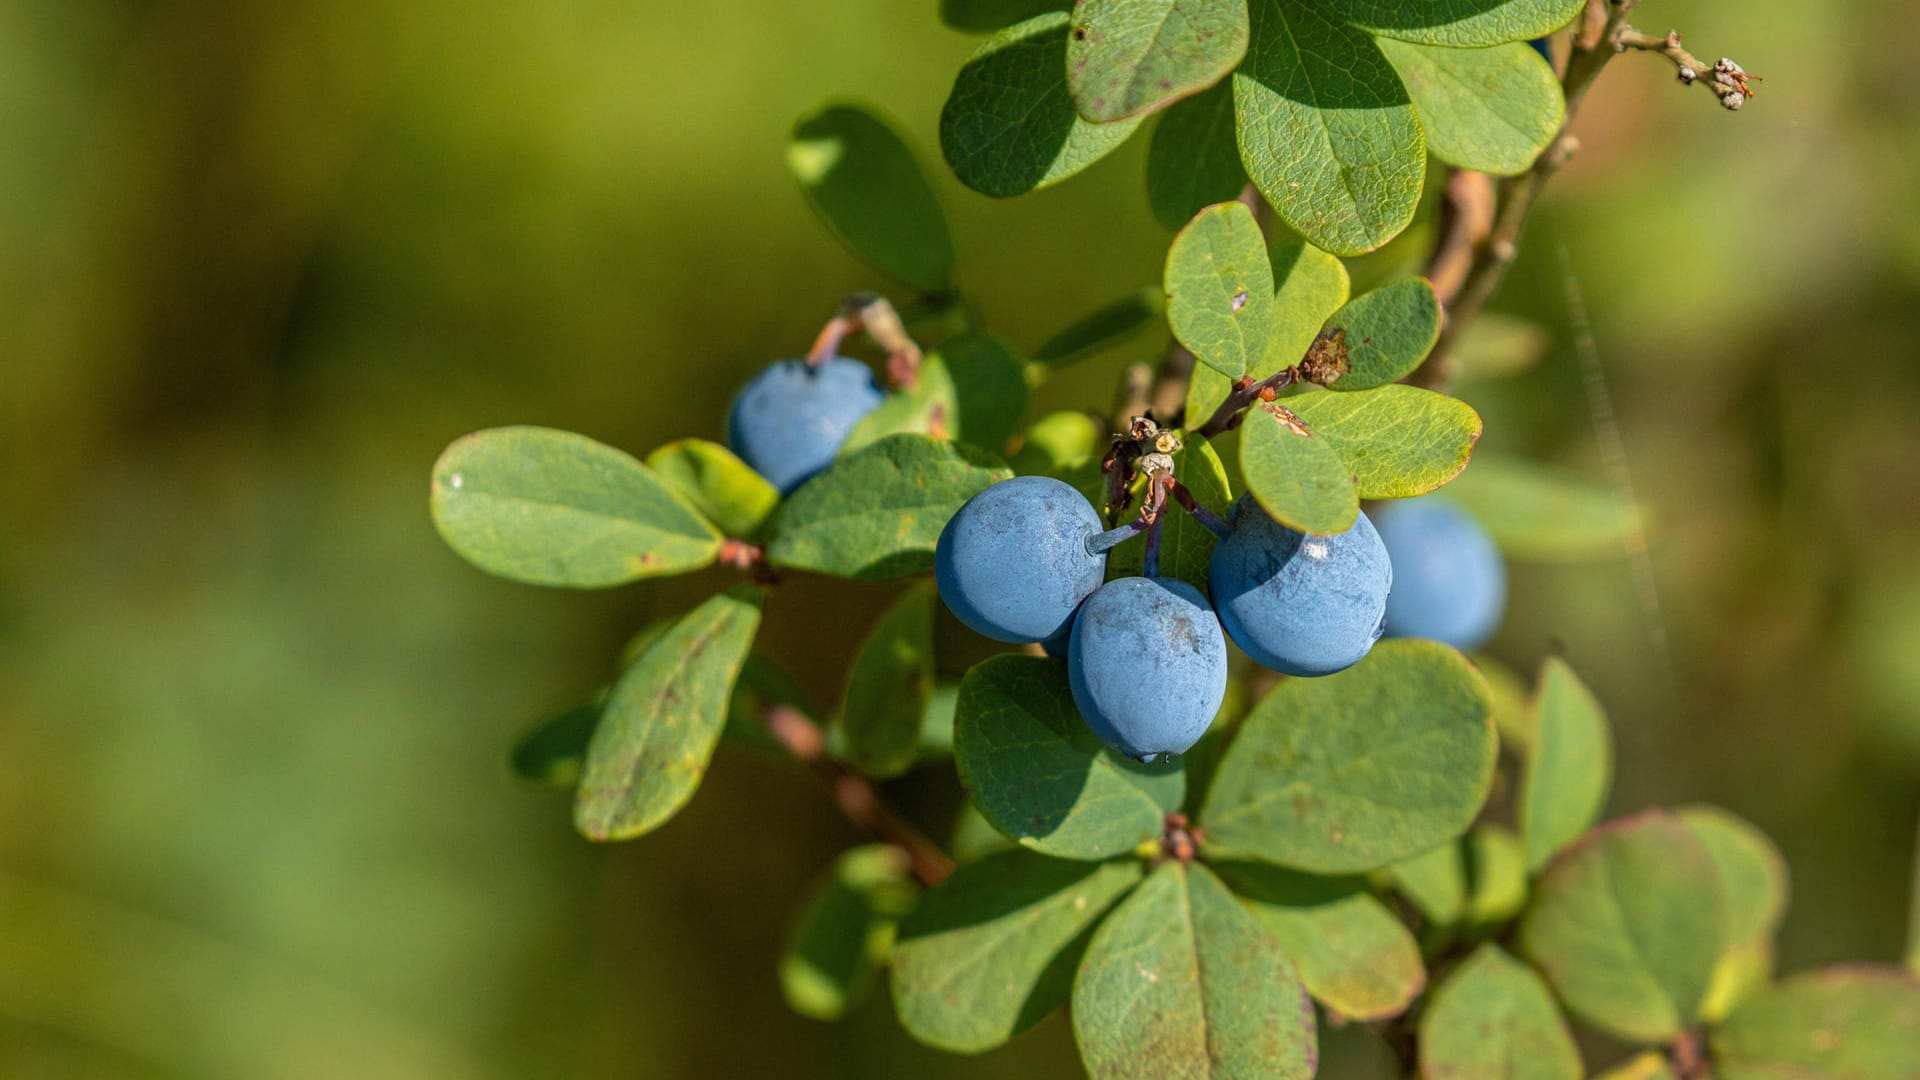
[
  {"x1": 1208, "y1": 495, "x2": 1392, "y2": 677},
  {"x1": 935, "y1": 476, "x2": 1107, "y2": 645},
  {"x1": 727, "y1": 357, "x2": 884, "y2": 494},
  {"x1": 1374, "y1": 497, "x2": 1506, "y2": 651},
  {"x1": 1067, "y1": 576, "x2": 1227, "y2": 762}
]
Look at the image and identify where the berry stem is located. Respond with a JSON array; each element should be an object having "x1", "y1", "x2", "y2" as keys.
[
  {"x1": 807, "y1": 293, "x2": 925, "y2": 390},
  {"x1": 1170, "y1": 481, "x2": 1232, "y2": 540},
  {"x1": 1086, "y1": 519, "x2": 1148, "y2": 557},
  {"x1": 1143, "y1": 517, "x2": 1163, "y2": 578}
]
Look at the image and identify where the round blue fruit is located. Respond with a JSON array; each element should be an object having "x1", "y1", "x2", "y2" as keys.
[
  {"x1": 726, "y1": 357, "x2": 884, "y2": 495},
  {"x1": 1375, "y1": 497, "x2": 1506, "y2": 651},
  {"x1": 935, "y1": 476, "x2": 1108, "y2": 645},
  {"x1": 1208, "y1": 495, "x2": 1392, "y2": 677},
  {"x1": 1067, "y1": 576, "x2": 1227, "y2": 761}
]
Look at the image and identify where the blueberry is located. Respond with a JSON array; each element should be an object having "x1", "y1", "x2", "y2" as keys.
[
  {"x1": 935, "y1": 476, "x2": 1107, "y2": 644},
  {"x1": 1374, "y1": 497, "x2": 1506, "y2": 651},
  {"x1": 726, "y1": 356, "x2": 884, "y2": 494},
  {"x1": 1067, "y1": 576, "x2": 1227, "y2": 761},
  {"x1": 1208, "y1": 494, "x2": 1392, "y2": 677}
]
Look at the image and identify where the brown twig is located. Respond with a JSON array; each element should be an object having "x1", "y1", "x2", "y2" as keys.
[
  {"x1": 1411, "y1": 0, "x2": 1752, "y2": 388},
  {"x1": 762, "y1": 704, "x2": 954, "y2": 887},
  {"x1": 1194, "y1": 368, "x2": 1295, "y2": 440},
  {"x1": 808, "y1": 293, "x2": 924, "y2": 390}
]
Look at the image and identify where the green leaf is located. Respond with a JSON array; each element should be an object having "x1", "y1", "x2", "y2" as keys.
[
  {"x1": 430, "y1": 426, "x2": 721, "y2": 588},
  {"x1": 1703, "y1": 939, "x2": 1777, "y2": 1025},
  {"x1": 1165, "y1": 201, "x2": 1274, "y2": 381},
  {"x1": 780, "y1": 845, "x2": 919, "y2": 1020},
  {"x1": 1317, "y1": 0, "x2": 1585, "y2": 47},
  {"x1": 1215, "y1": 862, "x2": 1424, "y2": 1021},
  {"x1": 1443, "y1": 453, "x2": 1642, "y2": 561},
  {"x1": 841, "y1": 356, "x2": 959, "y2": 455},
  {"x1": 645, "y1": 438, "x2": 780, "y2": 539},
  {"x1": 1234, "y1": 0, "x2": 1424, "y2": 255},
  {"x1": 1186, "y1": 231, "x2": 1350, "y2": 422},
  {"x1": 941, "y1": 13, "x2": 1144, "y2": 198},
  {"x1": 1315, "y1": 278, "x2": 1441, "y2": 391},
  {"x1": 1066, "y1": 0, "x2": 1249, "y2": 122},
  {"x1": 508, "y1": 700, "x2": 602, "y2": 787},
  {"x1": 1032, "y1": 288, "x2": 1165, "y2": 367},
  {"x1": 1239, "y1": 404, "x2": 1359, "y2": 536},
  {"x1": 1386, "y1": 823, "x2": 1527, "y2": 928},
  {"x1": 1478, "y1": 652, "x2": 1536, "y2": 753},
  {"x1": 1073, "y1": 861, "x2": 1316, "y2": 1080},
  {"x1": 1287, "y1": 386, "x2": 1482, "y2": 498},
  {"x1": 1107, "y1": 435, "x2": 1231, "y2": 594},
  {"x1": 940, "y1": 0, "x2": 1069, "y2": 33},
  {"x1": 1519, "y1": 657, "x2": 1614, "y2": 872},
  {"x1": 1009, "y1": 410, "x2": 1107, "y2": 475},
  {"x1": 915, "y1": 681, "x2": 961, "y2": 761},
  {"x1": 1147, "y1": 81, "x2": 1249, "y2": 232},
  {"x1": 1418, "y1": 944, "x2": 1581, "y2": 1080},
  {"x1": 1377, "y1": 40, "x2": 1564, "y2": 176},
  {"x1": 766, "y1": 435, "x2": 1010, "y2": 580},
  {"x1": 941, "y1": 333, "x2": 1031, "y2": 452},
  {"x1": 840, "y1": 582, "x2": 938, "y2": 778},
  {"x1": 954, "y1": 655, "x2": 1184, "y2": 860},
  {"x1": 1201, "y1": 639, "x2": 1497, "y2": 874},
  {"x1": 892, "y1": 851, "x2": 1142, "y2": 1052},
  {"x1": 1679, "y1": 805, "x2": 1788, "y2": 949},
  {"x1": 1519, "y1": 809, "x2": 1723, "y2": 1044},
  {"x1": 1712, "y1": 966, "x2": 1920, "y2": 1080},
  {"x1": 788, "y1": 103, "x2": 955, "y2": 292},
  {"x1": 574, "y1": 587, "x2": 764, "y2": 840}
]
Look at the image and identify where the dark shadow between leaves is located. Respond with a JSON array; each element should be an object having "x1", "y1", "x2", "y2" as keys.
[{"x1": 1211, "y1": 859, "x2": 1370, "y2": 911}]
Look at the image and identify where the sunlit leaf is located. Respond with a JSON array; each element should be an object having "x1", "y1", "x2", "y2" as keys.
[
  {"x1": 1378, "y1": 40, "x2": 1563, "y2": 176},
  {"x1": 1165, "y1": 201, "x2": 1274, "y2": 381},
  {"x1": 1238, "y1": 404, "x2": 1359, "y2": 536},
  {"x1": 1201, "y1": 640, "x2": 1496, "y2": 873},
  {"x1": 1216, "y1": 861, "x2": 1424, "y2": 1021},
  {"x1": 1314, "y1": 278, "x2": 1441, "y2": 391},
  {"x1": 1519, "y1": 657, "x2": 1613, "y2": 872},
  {"x1": 1067, "y1": 0, "x2": 1248, "y2": 122},
  {"x1": 788, "y1": 103, "x2": 955, "y2": 291},
  {"x1": 1317, "y1": 0, "x2": 1585, "y2": 47},
  {"x1": 1286, "y1": 386, "x2": 1481, "y2": 499},
  {"x1": 430, "y1": 426, "x2": 720, "y2": 588},
  {"x1": 645, "y1": 438, "x2": 779, "y2": 539},
  {"x1": 779, "y1": 845, "x2": 919, "y2": 1020}
]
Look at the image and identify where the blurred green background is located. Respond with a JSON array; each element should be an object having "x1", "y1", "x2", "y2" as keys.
[{"x1": 3, "y1": 1, "x2": 1917, "y2": 1076}]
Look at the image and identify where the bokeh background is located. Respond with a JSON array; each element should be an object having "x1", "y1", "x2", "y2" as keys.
[{"x1": 3, "y1": 1, "x2": 1917, "y2": 1076}]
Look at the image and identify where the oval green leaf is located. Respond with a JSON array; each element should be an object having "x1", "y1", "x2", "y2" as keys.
[
  {"x1": 1067, "y1": 0, "x2": 1249, "y2": 123},
  {"x1": 1147, "y1": 81, "x2": 1249, "y2": 232},
  {"x1": 891, "y1": 850, "x2": 1142, "y2": 1052},
  {"x1": 1519, "y1": 809, "x2": 1723, "y2": 1044},
  {"x1": 1679, "y1": 804, "x2": 1789, "y2": 949},
  {"x1": 1215, "y1": 861, "x2": 1425, "y2": 1021},
  {"x1": 1387, "y1": 823, "x2": 1528, "y2": 928},
  {"x1": 1234, "y1": 0, "x2": 1424, "y2": 255},
  {"x1": 1418, "y1": 944, "x2": 1581, "y2": 1080},
  {"x1": 941, "y1": 13, "x2": 1144, "y2": 197},
  {"x1": 789, "y1": 103, "x2": 955, "y2": 292},
  {"x1": 1107, "y1": 435, "x2": 1231, "y2": 594},
  {"x1": 1315, "y1": 278, "x2": 1441, "y2": 391},
  {"x1": 574, "y1": 586, "x2": 764, "y2": 841},
  {"x1": 1009, "y1": 410, "x2": 1107, "y2": 475},
  {"x1": 953, "y1": 655, "x2": 1184, "y2": 860},
  {"x1": 1165, "y1": 201, "x2": 1273, "y2": 381},
  {"x1": 780, "y1": 845, "x2": 919, "y2": 1020},
  {"x1": 1711, "y1": 966, "x2": 1920, "y2": 1080},
  {"x1": 1519, "y1": 656, "x2": 1614, "y2": 872},
  {"x1": 645, "y1": 438, "x2": 779, "y2": 540},
  {"x1": 1239, "y1": 403, "x2": 1360, "y2": 536},
  {"x1": 1033, "y1": 288, "x2": 1165, "y2": 368},
  {"x1": 1073, "y1": 861, "x2": 1317, "y2": 1080},
  {"x1": 1317, "y1": 0, "x2": 1585, "y2": 47},
  {"x1": 1200, "y1": 639, "x2": 1497, "y2": 873},
  {"x1": 1186, "y1": 231, "x2": 1350, "y2": 421},
  {"x1": 840, "y1": 582, "x2": 938, "y2": 778},
  {"x1": 1286, "y1": 386, "x2": 1482, "y2": 498},
  {"x1": 430, "y1": 426, "x2": 721, "y2": 588},
  {"x1": 508, "y1": 700, "x2": 603, "y2": 787},
  {"x1": 1442, "y1": 453, "x2": 1643, "y2": 561},
  {"x1": 1378, "y1": 39, "x2": 1564, "y2": 176},
  {"x1": 767, "y1": 434, "x2": 1011, "y2": 580}
]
